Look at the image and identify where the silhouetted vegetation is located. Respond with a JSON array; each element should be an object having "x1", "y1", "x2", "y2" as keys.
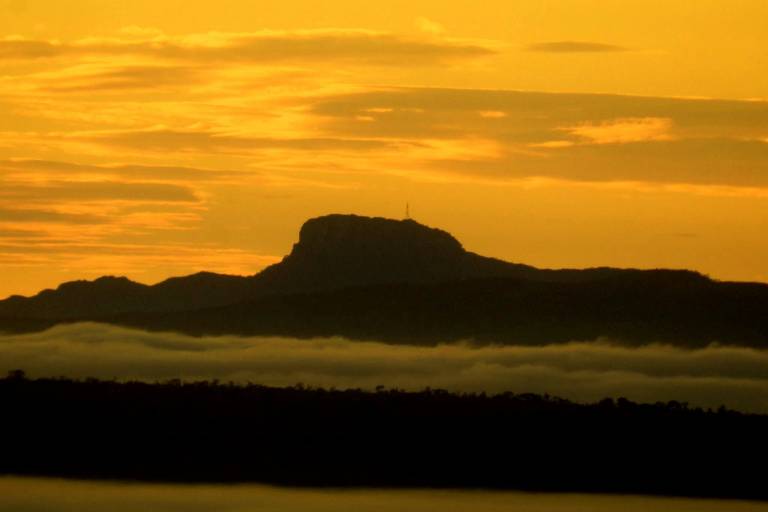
[{"x1": 1, "y1": 372, "x2": 766, "y2": 500}]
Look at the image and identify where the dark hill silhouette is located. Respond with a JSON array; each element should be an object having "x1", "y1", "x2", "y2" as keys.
[
  {"x1": 254, "y1": 214, "x2": 542, "y2": 292},
  {"x1": 0, "y1": 273, "x2": 257, "y2": 320},
  {"x1": 1, "y1": 213, "x2": 767, "y2": 347},
  {"x1": 2, "y1": 374, "x2": 767, "y2": 500},
  {"x1": 260, "y1": 214, "x2": 683, "y2": 289},
  {"x1": 114, "y1": 273, "x2": 768, "y2": 348},
  {"x1": 0, "y1": 214, "x2": 637, "y2": 321}
]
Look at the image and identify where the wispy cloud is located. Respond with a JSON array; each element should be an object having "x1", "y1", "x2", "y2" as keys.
[
  {"x1": 309, "y1": 87, "x2": 768, "y2": 189},
  {"x1": 0, "y1": 180, "x2": 199, "y2": 203},
  {"x1": 526, "y1": 41, "x2": 628, "y2": 53},
  {"x1": 38, "y1": 65, "x2": 205, "y2": 93},
  {"x1": 76, "y1": 128, "x2": 406, "y2": 155},
  {"x1": 0, "y1": 159, "x2": 252, "y2": 182},
  {"x1": 0, "y1": 207, "x2": 106, "y2": 224},
  {"x1": 0, "y1": 37, "x2": 61, "y2": 58},
  {"x1": 0, "y1": 29, "x2": 496, "y2": 65},
  {"x1": 414, "y1": 17, "x2": 446, "y2": 35},
  {"x1": 561, "y1": 117, "x2": 675, "y2": 144}
]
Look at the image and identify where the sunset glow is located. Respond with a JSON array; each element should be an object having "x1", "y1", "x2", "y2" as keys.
[{"x1": 2, "y1": 0, "x2": 767, "y2": 297}]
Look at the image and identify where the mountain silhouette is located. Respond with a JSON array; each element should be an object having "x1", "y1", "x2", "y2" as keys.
[
  {"x1": 4, "y1": 374, "x2": 767, "y2": 500},
  {"x1": 255, "y1": 214, "x2": 541, "y2": 291},
  {"x1": 0, "y1": 214, "x2": 625, "y2": 320},
  {"x1": 1, "y1": 213, "x2": 767, "y2": 347}
]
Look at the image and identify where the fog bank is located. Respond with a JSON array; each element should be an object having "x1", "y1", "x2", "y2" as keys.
[
  {"x1": 2, "y1": 323, "x2": 767, "y2": 412},
  {"x1": 1, "y1": 478, "x2": 767, "y2": 512}
]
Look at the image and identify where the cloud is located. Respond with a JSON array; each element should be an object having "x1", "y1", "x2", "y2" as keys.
[
  {"x1": 309, "y1": 87, "x2": 768, "y2": 189},
  {"x1": 0, "y1": 181, "x2": 198, "y2": 202},
  {"x1": 0, "y1": 29, "x2": 496, "y2": 66},
  {"x1": 0, "y1": 155, "x2": 284, "y2": 288},
  {"x1": 39, "y1": 65, "x2": 204, "y2": 93},
  {"x1": 0, "y1": 159, "x2": 251, "y2": 182},
  {"x1": 0, "y1": 207, "x2": 106, "y2": 224},
  {"x1": 561, "y1": 117, "x2": 675, "y2": 144},
  {"x1": 311, "y1": 88, "x2": 568, "y2": 140},
  {"x1": 0, "y1": 158, "x2": 228, "y2": 261},
  {"x1": 478, "y1": 110, "x2": 507, "y2": 119},
  {"x1": 415, "y1": 17, "x2": 446, "y2": 35},
  {"x1": 0, "y1": 37, "x2": 61, "y2": 59},
  {"x1": 0, "y1": 227, "x2": 48, "y2": 238},
  {"x1": 2, "y1": 323, "x2": 768, "y2": 413},
  {"x1": 74, "y1": 128, "x2": 405, "y2": 155},
  {"x1": 423, "y1": 138, "x2": 768, "y2": 189},
  {"x1": 529, "y1": 138, "x2": 768, "y2": 186},
  {"x1": 311, "y1": 87, "x2": 768, "y2": 138},
  {"x1": 526, "y1": 41, "x2": 628, "y2": 53}
]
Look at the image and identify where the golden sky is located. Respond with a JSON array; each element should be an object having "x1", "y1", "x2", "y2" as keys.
[{"x1": 1, "y1": 0, "x2": 767, "y2": 297}]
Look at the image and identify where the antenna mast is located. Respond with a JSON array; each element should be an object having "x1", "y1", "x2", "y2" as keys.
[{"x1": 405, "y1": 202, "x2": 410, "y2": 219}]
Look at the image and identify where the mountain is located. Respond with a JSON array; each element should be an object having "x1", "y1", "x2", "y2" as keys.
[
  {"x1": 0, "y1": 213, "x2": 616, "y2": 321},
  {"x1": 114, "y1": 271, "x2": 768, "y2": 348},
  {"x1": 2, "y1": 213, "x2": 768, "y2": 348},
  {"x1": 255, "y1": 214, "x2": 539, "y2": 291}
]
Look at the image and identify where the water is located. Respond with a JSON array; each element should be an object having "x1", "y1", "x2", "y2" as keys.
[{"x1": 2, "y1": 477, "x2": 767, "y2": 512}]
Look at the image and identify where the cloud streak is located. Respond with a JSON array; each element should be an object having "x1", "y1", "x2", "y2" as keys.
[
  {"x1": 0, "y1": 180, "x2": 199, "y2": 202},
  {"x1": 309, "y1": 88, "x2": 768, "y2": 189},
  {"x1": 77, "y1": 128, "x2": 404, "y2": 155},
  {"x1": 2, "y1": 323, "x2": 768, "y2": 413},
  {"x1": 0, "y1": 159, "x2": 252, "y2": 182},
  {"x1": 526, "y1": 41, "x2": 628, "y2": 53},
  {"x1": 39, "y1": 65, "x2": 204, "y2": 93},
  {"x1": 561, "y1": 117, "x2": 675, "y2": 144},
  {"x1": 0, "y1": 29, "x2": 496, "y2": 65}
]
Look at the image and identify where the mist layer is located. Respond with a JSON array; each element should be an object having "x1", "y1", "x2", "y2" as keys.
[{"x1": 2, "y1": 322, "x2": 767, "y2": 412}]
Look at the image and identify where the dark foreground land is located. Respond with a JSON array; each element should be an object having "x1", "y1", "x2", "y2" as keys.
[{"x1": 1, "y1": 373, "x2": 766, "y2": 501}]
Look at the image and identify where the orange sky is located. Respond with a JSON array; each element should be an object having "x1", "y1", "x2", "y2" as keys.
[{"x1": 1, "y1": 0, "x2": 767, "y2": 297}]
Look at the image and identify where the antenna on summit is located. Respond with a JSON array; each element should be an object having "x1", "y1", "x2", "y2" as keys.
[{"x1": 405, "y1": 202, "x2": 410, "y2": 220}]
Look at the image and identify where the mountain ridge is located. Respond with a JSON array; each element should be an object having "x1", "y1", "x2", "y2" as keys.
[
  {"x1": 3, "y1": 213, "x2": 766, "y2": 348},
  {"x1": 1, "y1": 213, "x2": 682, "y2": 319}
]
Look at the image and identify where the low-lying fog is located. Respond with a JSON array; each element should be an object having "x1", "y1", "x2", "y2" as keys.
[
  {"x1": 2, "y1": 323, "x2": 767, "y2": 413},
  {"x1": 2, "y1": 477, "x2": 768, "y2": 512}
]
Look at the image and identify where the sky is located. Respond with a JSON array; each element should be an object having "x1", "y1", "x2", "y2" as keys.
[{"x1": 1, "y1": 0, "x2": 768, "y2": 297}]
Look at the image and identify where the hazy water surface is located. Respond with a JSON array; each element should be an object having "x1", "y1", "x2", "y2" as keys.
[{"x1": 2, "y1": 478, "x2": 768, "y2": 512}]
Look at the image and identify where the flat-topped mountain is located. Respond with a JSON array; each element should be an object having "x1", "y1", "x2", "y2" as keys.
[
  {"x1": 0, "y1": 214, "x2": 619, "y2": 320},
  {"x1": 1, "y1": 213, "x2": 766, "y2": 348},
  {"x1": 255, "y1": 214, "x2": 544, "y2": 292}
]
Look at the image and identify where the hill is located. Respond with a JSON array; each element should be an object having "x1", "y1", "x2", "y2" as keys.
[{"x1": 2, "y1": 374, "x2": 766, "y2": 500}]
